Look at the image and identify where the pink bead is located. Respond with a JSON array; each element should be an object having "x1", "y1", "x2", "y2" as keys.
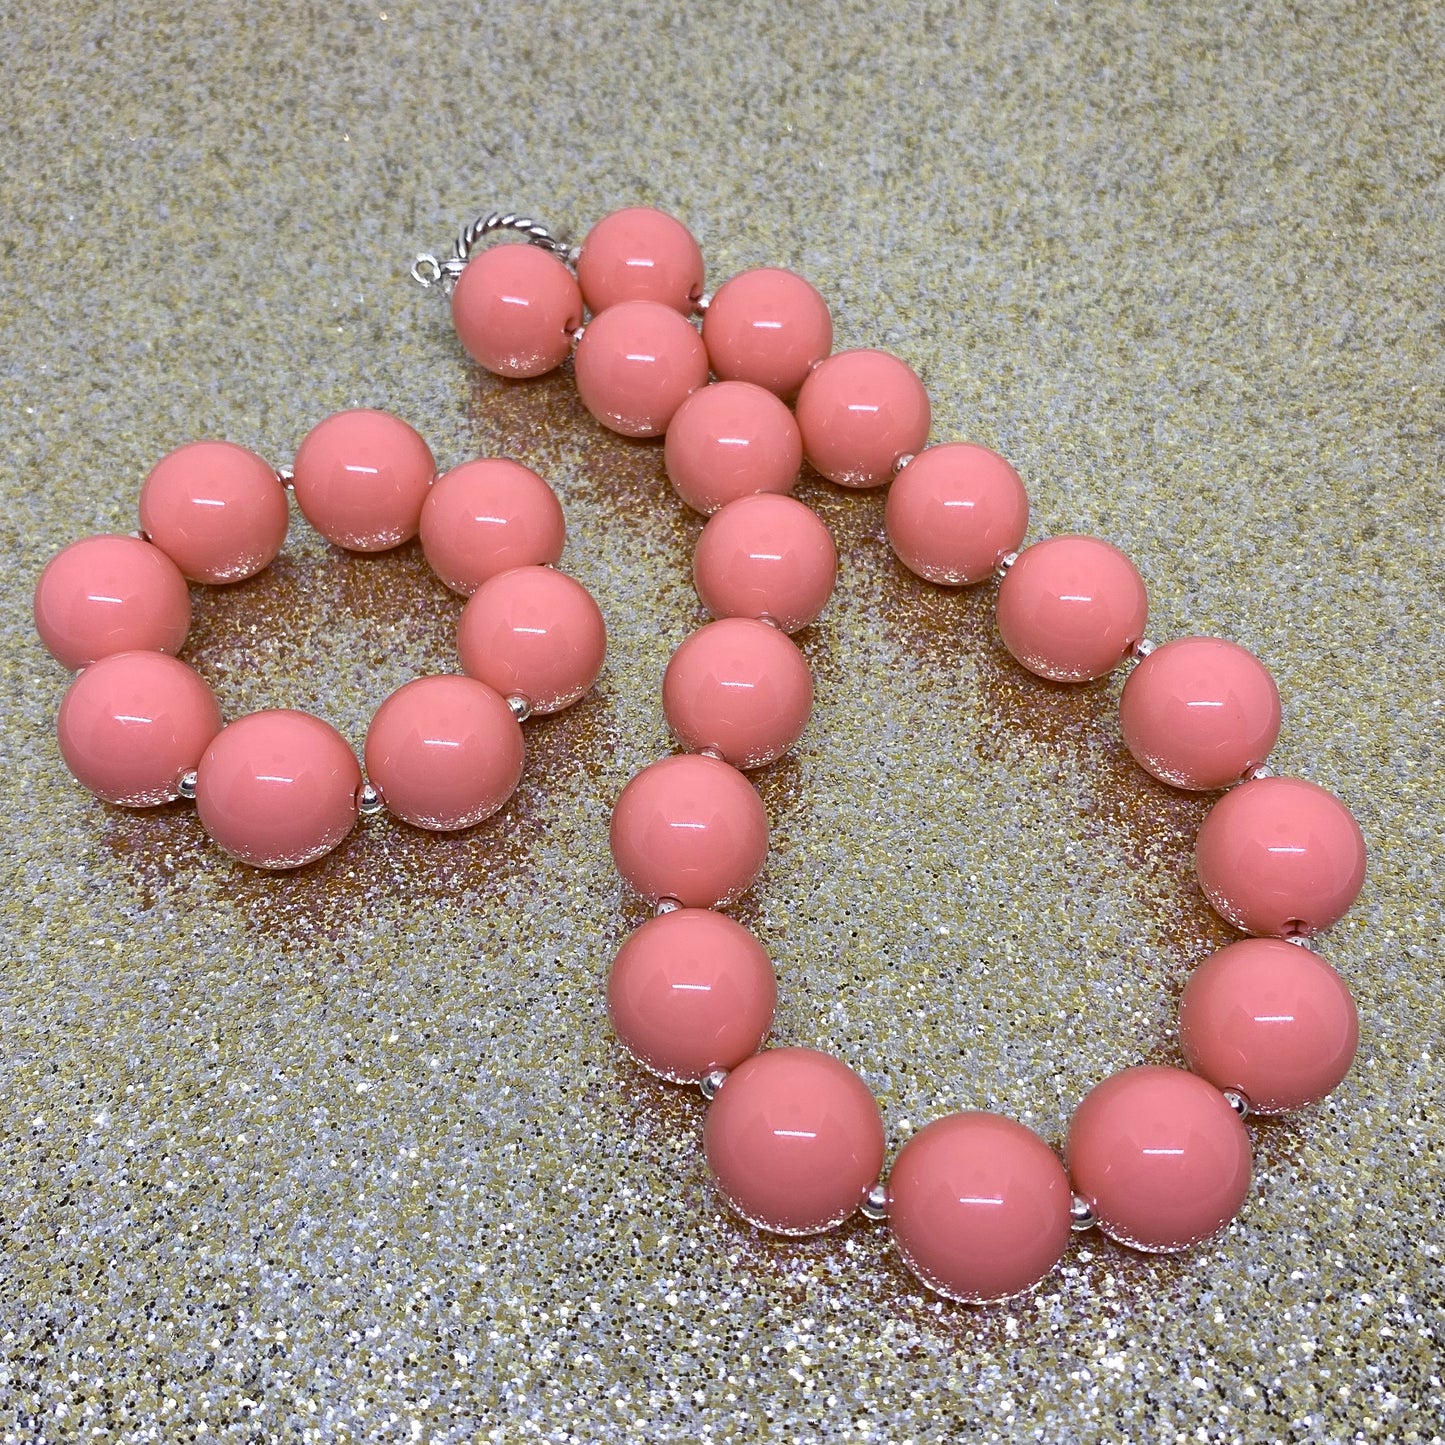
[
  {"x1": 1066, "y1": 1065, "x2": 1252, "y2": 1253},
  {"x1": 456, "y1": 565, "x2": 605, "y2": 714},
  {"x1": 692, "y1": 494, "x2": 837, "y2": 633},
  {"x1": 57, "y1": 652, "x2": 222, "y2": 806},
  {"x1": 139, "y1": 440, "x2": 289, "y2": 583},
  {"x1": 34, "y1": 534, "x2": 191, "y2": 670},
  {"x1": 701, "y1": 267, "x2": 834, "y2": 399},
  {"x1": 1179, "y1": 938, "x2": 1359, "y2": 1114},
  {"x1": 364, "y1": 675, "x2": 524, "y2": 831},
  {"x1": 662, "y1": 618, "x2": 813, "y2": 769},
  {"x1": 420, "y1": 458, "x2": 565, "y2": 596},
  {"x1": 704, "y1": 1048, "x2": 884, "y2": 1235},
  {"x1": 609, "y1": 754, "x2": 768, "y2": 908},
  {"x1": 576, "y1": 206, "x2": 704, "y2": 316},
  {"x1": 887, "y1": 1113, "x2": 1073, "y2": 1303},
  {"x1": 794, "y1": 349, "x2": 931, "y2": 489},
  {"x1": 1119, "y1": 637, "x2": 1282, "y2": 791},
  {"x1": 885, "y1": 443, "x2": 1029, "y2": 586},
  {"x1": 663, "y1": 381, "x2": 802, "y2": 515},
  {"x1": 194, "y1": 709, "x2": 361, "y2": 869},
  {"x1": 607, "y1": 909, "x2": 776, "y2": 1082},
  {"x1": 573, "y1": 300, "x2": 710, "y2": 438},
  {"x1": 291, "y1": 409, "x2": 436, "y2": 552},
  {"x1": 1194, "y1": 776, "x2": 1367, "y2": 937},
  {"x1": 450, "y1": 242, "x2": 583, "y2": 378},
  {"x1": 996, "y1": 535, "x2": 1148, "y2": 682}
]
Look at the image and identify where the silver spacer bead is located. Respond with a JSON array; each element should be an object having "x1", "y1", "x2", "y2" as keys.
[
  {"x1": 699, "y1": 1067, "x2": 729, "y2": 1101},
  {"x1": 1130, "y1": 637, "x2": 1156, "y2": 661},
  {"x1": 1245, "y1": 763, "x2": 1277, "y2": 782},
  {"x1": 859, "y1": 1182, "x2": 890, "y2": 1221},
  {"x1": 177, "y1": 770, "x2": 197, "y2": 801},
  {"x1": 892, "y1": 452, "x2": 915, "y2": 476},
  {"x1": 565, "y1": 244, "x2": 583, "y2": 269},
  {"x1": 1070, "y1": 1193, "x2": 1098, "y2": 1232},
  {"x1": 570, "y1": 324, "x2": 586, "y2": 349},
  {"x1": 995, "y1": 550, "x2": 1019, "y2": 580},
  {"x1": 1222, "y1": 1088, "x2": 1251, "y2": 1119},
  {"x1": 1285, "y1": 934, "x2": 1316, "y2": 949},
  {"x1": 357, "y1": 781, "x2": 385, "y2": 817},
  {"x1": 698, "y1": 746, "x2": 725, "y2": 761},
  {"x1": 655, "y1": 896, "x2": 683, "y2": 916},
  {"x1": 275, "y1": 464, "x2": 295, "y2": 489},
  {"x1": 506, "y1": 695, "x2": 533, "y2": 722},
  {"x1": 694, "y1": 291, "x2": 712, "y2": 313}
]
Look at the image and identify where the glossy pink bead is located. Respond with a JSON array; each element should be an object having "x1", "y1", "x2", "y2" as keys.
[
  {"x1": 576, "y1": 206, "x2": 704, "y2": 316},
  {"x1": 57, "y1": 652, "x2": 222, "y2": 806},
  {"x1": 885, "y1": 443, "x2": 1029, "y2": 586},
  {"x1": 887, "y1": 1113, "x2": 1073, "y2": 1303},
  {"x1": 1066, "y1": 1065, "x2": 1252, "y2": 1253},
  {"x1": 996, "y1": 535, "x2": 1148, "y2": 682},
  {"x1": 693, "y1": 494, "x2": 837, "y2": 634},
  {"x1": 450, "y1": 242, "x2": 583, "y2": 378},
  {"x1": 456, "y1": 565, "x2": 605, "y2": 714},
  {"x1": 794, "y1": 348, "x2": 931, "y2": 489},
  {"x1": 702, "y1": 267, "x2": 834, "y2": 399},
  {"x1": 573, "y1": 300, "x2": 710, "y2": 438},
  {"x1": 1179, "y1": 938, "x2": 1359, "y2": 1114},
  {"x1": 663, "y1": 381, "x2": 802, "y2": 515},
  {"x1": 663, "y1": 618, "x2": 813, "y2": 769},
  {"x1": 420, "y1": 458, "x2": 565, "y2": 595},
  {"x1": 139, "y1": 440, "x2": 289, "y2": 583},
  {"x1": 194, "y1": 709, "x2": 361, "y2": 869},
  {"x1": 607, "y1": 909, "x2": 776, "y2": 1082},
  {"x1": 34, "y1": 534, "x2": 191, "y2": 670},
  {"x1": 609, "y1": 754, "x2": 768, "y2": 908},
  {"x1": 1120, "y1": 637, "x2": 1281, "y2": 790},
  {"x1": 1194, "y1": 776, "x2": 1367, "y2": 937},
  {"x1": 703, "y1": 1047, "x2": 885, "y2": 1235},
  {"x1": 364, "y1": 675, "x2": 524, "y2": 831},
  {"x1": 291, "y1": 409, "x2": 436, "y2": 552}
]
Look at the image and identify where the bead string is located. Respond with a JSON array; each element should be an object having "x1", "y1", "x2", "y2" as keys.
[
  {"x1": 34, "y1": 414, "x2": 607, "y2": 869},
  {"x1": 416, "y1": 204, "x2": 1367, "y2": 1304}
]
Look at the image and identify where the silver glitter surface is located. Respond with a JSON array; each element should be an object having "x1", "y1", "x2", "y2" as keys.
[{"x1": 2, "y1": 2, "x2": 1441, "y2": 1441}]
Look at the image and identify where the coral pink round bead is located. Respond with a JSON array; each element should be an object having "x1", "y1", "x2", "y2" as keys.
[
  {"x1": 34, "y1": 534, "x2": 191, "y2": 670},
  {"x1": 663, "y1": 381, "x2": 802, "y2": 515},
  {"x1": 609, "y1": 754, "x2": 768, "y2": 908},
  {"x1": 887, "y1": 1113, "x2": 1073, "y2": 1303},
  {"x1": 1194, "y1": 776, "x2": 1366, "y2": 937},
  {"x1": 1179, "y1": 938, "x2": 1359, "y2": 1114},
  {"x1": 794, "y1": 349, "x2": 931, "y2": 489},
  {"x1": 1066, "y1": 1065, "x2": 1252, "y2": 1253},
  {"x1": 450, "y1": 243, "x2": 583, "y2": 378},
  {"x1": 456, "y1": 565, "x2": 605, "y2": 715},
  {"x1": 693, "y1": 494, "x2": 838, "y2": 634},
  {"x1": 57, "y1": 652, "x2": 222, "y2": 806},
  {"x1": 573, "y1": 300, "x2": 710, "y2": 438},
  {"x1": 1120, "y1": 637, "x2": 1281, "y2": 790},
  {"x1": 194, "y1": 709, "x2": 361, "y2": 869},
  {"x1": 996, "y1": 535, "x2": 1148, "y2": 682},
  {"x1": 704, "y1": 1047, "x2": 885, "y2": 1235},
  {"x1": 364, "y1": 675, "x2": 524, "y2": 831},
  {"x1": 701, "y1": 267, "x2": 834, "y2": 399},
  {"x1": 420, "y1": 458, "x2": 565, "y2": 595},
  {"x1": 576, "y1": 206, "x2": 704, "y2": 316},
  {"x1": 663, "y1": 618, "x2": 813, "y2": 769},
  {"x1": 607, "y1": 909, "x2": 776, "y2": 1082},
  {"x1": 139, "y1": 440, "x2": 289, "y2": 584},
  {"x1": 885, "y1": 443, "x2": 1030, "y2": 586},
  {"x1": 291, "y1": 409, "x2": 436, "y2": 552}
]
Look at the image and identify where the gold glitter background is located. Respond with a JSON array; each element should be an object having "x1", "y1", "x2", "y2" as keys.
[{"x1": 2, "y1": 3, "x2": 1441, "y2": 1441}]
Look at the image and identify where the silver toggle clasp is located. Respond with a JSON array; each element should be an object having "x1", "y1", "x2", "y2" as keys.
[{"x1": 410, "y1": 209, "x2": 571, "y2": 292}]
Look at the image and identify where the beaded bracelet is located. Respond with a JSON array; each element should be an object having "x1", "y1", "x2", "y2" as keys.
[
  {"x1": 34, "y1": 410, "x2": 606, "y2": 868},
  {"x1": 415, "y1": 204, "x2": 1367, "y2": 1304}
]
